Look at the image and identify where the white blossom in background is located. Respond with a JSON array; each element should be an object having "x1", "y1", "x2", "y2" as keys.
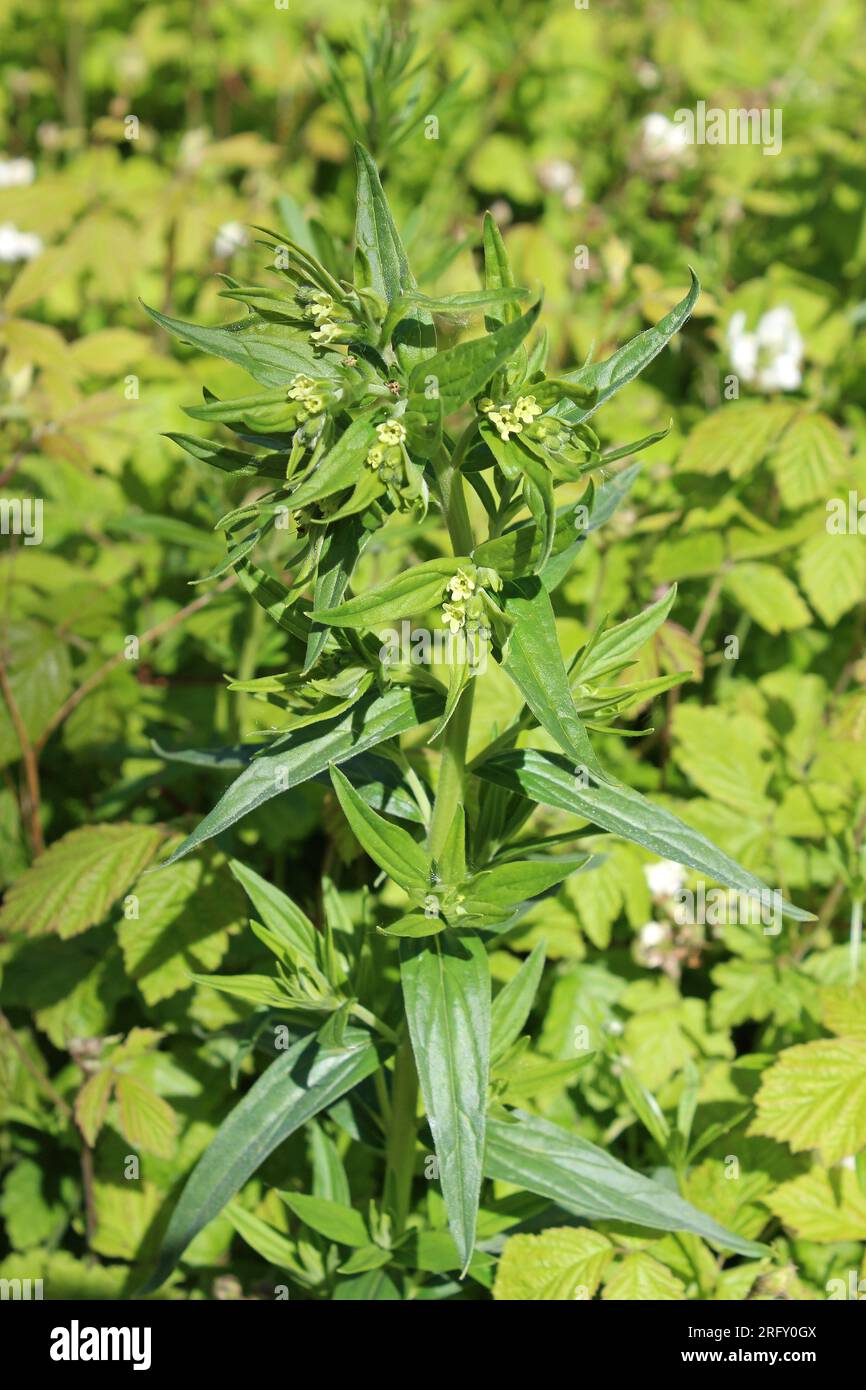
[
  {"x1": 644, "y1": 859, "x2": 687, "y2": 898},
  {"x1": 0, "y1": 156, "x2": 36, "y2": 189},
  {"x1": 213, "y1": 220, "x2": 248, "y2": 259},
  {"x1": 0, "y1": 222, "x2": 43, "y2": 262},
  {"x1": 536, "y1": 158, "x2": 584, "y2": 210},
  {"x1": 637, "y1": 113, "x2": 690, "y2": 165},
  {"x1": 639, "y1": 920, "x2": 669, "y2": 948},
  {"x1": 727, "y1": 305, "x2": 804, "y2": 392}
]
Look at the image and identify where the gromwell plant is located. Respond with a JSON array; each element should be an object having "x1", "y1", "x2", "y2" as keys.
[{"x1": 142, "y1": 145, "x2": 810, "y2": 1294}]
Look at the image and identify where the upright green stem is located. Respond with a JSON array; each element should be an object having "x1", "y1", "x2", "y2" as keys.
[
  {"x1": 428, "y1": 445, "x2": 476, "y2": 860},
  {"x1": 383, "y1": 439, "x2": 475, "y2": 1228}
]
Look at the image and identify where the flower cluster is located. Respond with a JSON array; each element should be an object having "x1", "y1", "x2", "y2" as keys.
[
  {"x1": 479, "y1": 394, "x2": 543, "y2": 442},
  {"x1": 440, "y1": 565, "x2": 502, "y2": 639},
  {"x1": 287, "y1": 373, "x2": 331, "y2": 420},
  {"x1": 298, "y1": 286, "x2": 354, "y2": 345}
]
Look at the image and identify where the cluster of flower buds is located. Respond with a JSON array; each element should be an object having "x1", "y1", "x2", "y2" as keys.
[
  {"x1": 365, "y1": 417, "x2": 428, "y2": 514},
  {"x1": 440, "y1": 564, "x2": 503, "y2": 640},
  {"x1": 478, "y1": 378, "x2": 600, "y2": 476},
  {"x1": 296, "y1": 285, "x2": 356, "y2": 346}
]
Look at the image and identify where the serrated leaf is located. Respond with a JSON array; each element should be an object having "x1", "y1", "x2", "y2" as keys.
[
  {"x1": 766, "y1": 1166, "x2": 866, "y2": 1242},
  {"x1": 493, "y1": 1226, "x2": 613, "y2": 1300},
  {"x1": 401, "y1": 930, "x2": 491, "y2": 1272},
  {"x1": 118, "y1": 850, "x2": 245, "y2": 1005},
  {"x1": 114, "y1": 1075, "x2": 178, "y2": 1159},
  {"x1": 74, "y1": 1071, "x2": 114, "y2": 1147},
  {"x1": 602, "y1": 1252, "x2": 686, "y2": 1300},
  {"x1": 750, "y1": 1038, "x2": 866, "y2": 1164},
  {"x1": 797, "y1": 530, "x2": 866, "y2": 626},
  {"x1": 724, "y1": 562, "x2": 811, "y2": 634},
  {"x1": 0, "y1": 824, "x2": 163, "y2": 938},
  {"x1": 769, "y1": 412, "x2": 847, "y2": 508}
]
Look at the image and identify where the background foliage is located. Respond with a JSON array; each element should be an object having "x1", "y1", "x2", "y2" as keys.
[{"x1": 1, "y1": 0, "x2": 865, "y2": 1301}]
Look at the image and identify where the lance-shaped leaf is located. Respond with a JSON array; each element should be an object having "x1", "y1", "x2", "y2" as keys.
[
  {"x1": 234, "y1": 558, "x2": 312, "y2": 643},
  {"x1": 142, "y1": 303, "x2": 339, "y2": 389},
  {"x1": 141, "y1": 1028, "x2": 381, "y2": 1290},
  {"x1": 278, "y1": 1192, "x2": 370, "y2": 1247},
  {"x1": 574, "y1": 585, "x2": 678, "y2": 685},
  {"x1": 484, "y1": 1110, "x2": 766, "y2": 1256},
  {"x1": 481, "y1": 211, "x2": 522, "y2": 330},
  {"x1": 165, "y1": 432, "x2": 290, "y2": 480},
  {"x1": 312, "y1": 556, "x2": 468, "y2": 630},
  {"x1": 406, "y1": 299, "x2": 541, "y2": 419},
  {"x1": 490, "y1": 941, "x2": 546, "y2": 1063},
  {"x1": 557, "y1": 270, "x2": 700, "y2": 424},
  {"x1": 502, "y1": 577, "x2": 613, "y2": 785},
  {"x1": 286, "y1": 416, "x2": 379, "y2": 511},
  {"x1": 161, "y1": 685, "x2": 441, "y2": 866},
  {"x1": 353, "y1": 142, "x2": 433, "y2": 367},
  {"x1": 461, "y1": 854, "x2": 589, "y2": 920},
  {"x1": 330, "y1": 765, "x2": 429, "y2": 894},
  {"x1": 228, "y1": 859, "x2": 322, "y2": 979},
  {"x1": 401, "y1": 930, "x2": 491, "y2": 1272},
  {"x1": 472, "y1": 505, "x2": 583, "y2": 579},
  {"x1": 304, "y1": 516, "x2": 372, "y2": 672},
  {"x1": 474, "y1": 747, "x2": 813, "y2": 921},
  {"x1": 520, "y1": 452, "x2": 556, "y2": 569}
]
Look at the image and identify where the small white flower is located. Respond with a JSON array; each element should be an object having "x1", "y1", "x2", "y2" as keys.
[
  {"x1": 376, "y1": 420, "x2": 407, "y2": 448},
  {"x1": 638, "y1": 113, "x2": 690, "y2": 164},
  {"x1": 644, "y1": 859, "x2": 686, "y2": 898},
  {"x1": 213, "y1": 221, "x2": 248, "y2": 258},
  {"x1": 726, "y1": 304, "x2": 803, "y2": 393},
  {"x1": 447, "y1": 569, "x2": 476, "y2": 602},
  {"x1": 639, "y1": 920, "x2": 669, "y2": 949},
  {"x1": 513, "y1": 395, "x2": 542, "y2": 425},
  {"x1": 0, "y1": 157, "x2": 35, "y2": 189},
  {"x1": 0, "y1": 222, "x2": 43, "y2": 262},
  {"x1": 537, "y1": 159, "x2": 576, "y2": 193}
]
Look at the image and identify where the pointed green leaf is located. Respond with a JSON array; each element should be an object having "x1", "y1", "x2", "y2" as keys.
[
  {"x1": 484, "y1": 1110, "x2": 766, "y2": 1256},
  {"x1": 502, "y1": 577, "x2": 612, "y2": 784},
  {"x1": 228, "y1": 859, "x2": 321, "y2": 977},
  {"x1": 279, "y1": 1191, "x2": 370, "y2": 1247},
  {"x1": 490, "y1": 941, "x2": 546, "y2": 1062},
  {"x1": 142, "y1": 1028, "x2": 380, "y2": 1290},
  {"x1": 330, "y1": 765, "x2": 428, "y2": 893},
  {"x1": 142, "y1": 303, "x2": 338, "y2": 389},
  {"x1": 312, "y1": 556, "x2": 467, "y2": 630},
  {"x1": 401, "y1": 930, "x2": 491, "y2": 1272},
  {"x1": 558, "y1": 270, "x2": 700, "y2": 423},
  {"x1": 474, "y1": 747, "x2": 812, "y2": 921},
  {"x1": 407, "y1": 299, "x2": 542, "y2": 419},
  {"x1": 161, "y1": 685, "x2": 441, "y2": 865}
]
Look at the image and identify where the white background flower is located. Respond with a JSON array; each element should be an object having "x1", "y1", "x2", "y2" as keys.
[
  {"x1": 0, "y1": 156, "x2": 35, "y2": 189},
  {"x1": 213, "y1": 221, "x2": 248, "y2": 258},
  {"x1": 644, "y1": 859, "x2": 687, "y2": 898},
  {"x1": 726, "y1": 305, "x2": 804, "y2": 392},
  {"x1": 0, "y1": 222, "x2": 43, "y2": 262}
]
